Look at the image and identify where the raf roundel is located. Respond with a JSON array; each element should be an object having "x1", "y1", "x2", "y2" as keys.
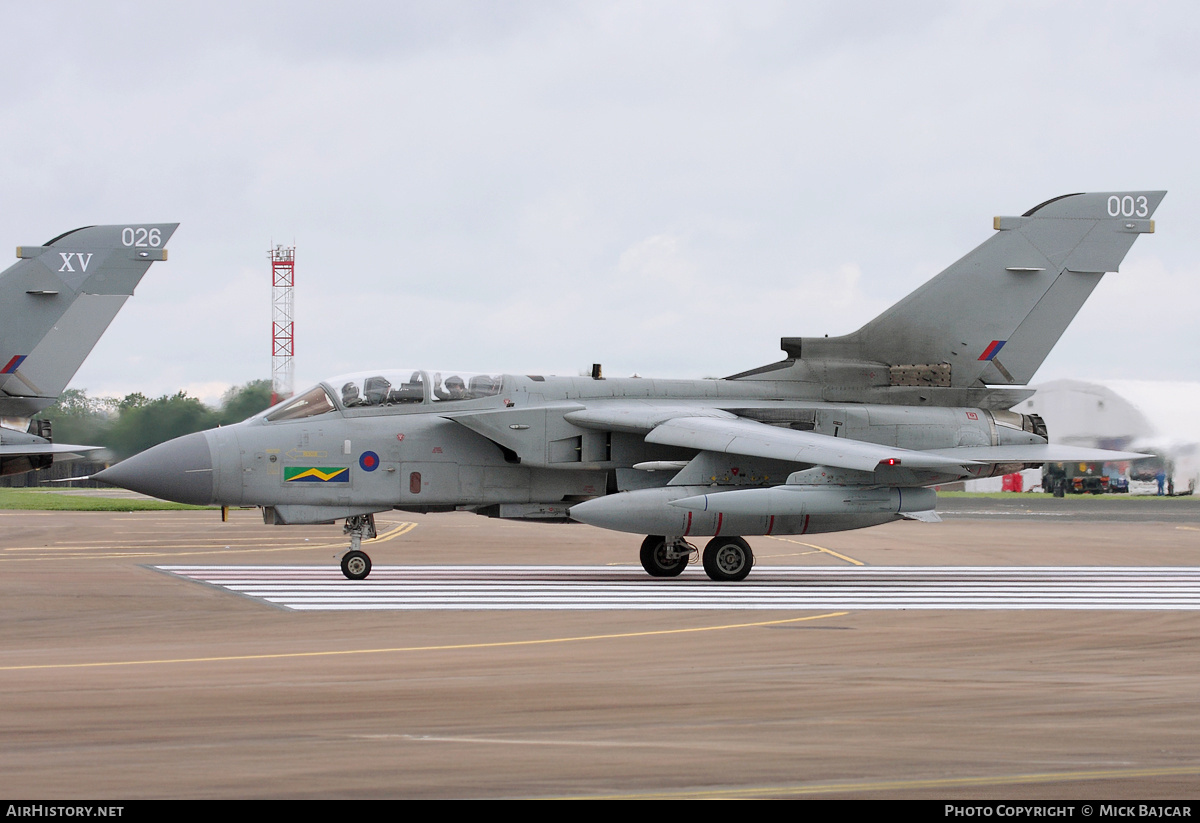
[{"x1": 359, "y1": 451, "x2": 380, "y2": 472}]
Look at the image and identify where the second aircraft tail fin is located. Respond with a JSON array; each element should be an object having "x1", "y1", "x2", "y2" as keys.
[{"x1": 0, "y1": 223, "x2": 178, "y2": 416}]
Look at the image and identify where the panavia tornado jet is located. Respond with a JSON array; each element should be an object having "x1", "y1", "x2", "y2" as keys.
[
  {"x1": 95, "y1": 193, "x2": 1161, "y2": 581},
  {"x1": 0, "y1": 224, "x2": 177, "y2": 475}
]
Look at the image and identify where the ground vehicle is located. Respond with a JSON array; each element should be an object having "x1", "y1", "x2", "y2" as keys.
[{"x1": 1043, "y1": 462, "x2": 1110, "y2": 496}]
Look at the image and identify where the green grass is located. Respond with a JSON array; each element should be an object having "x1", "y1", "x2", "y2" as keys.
[{"x1": 0, "y1": 488, "x2": 215, "y2": 512}]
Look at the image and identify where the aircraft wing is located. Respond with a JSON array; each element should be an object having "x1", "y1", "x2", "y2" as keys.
[
  {"x1": 924, "y1": 445, "x2": 1150, "y2": 463},
  {"x1": 643, "y1": 416, "x2": 982, "y2": 473},
  {"x1": 563, "y1": 405, "x2": 737, "y2": 433},
  {"x1": 567, "y1": 405, "x2": 1146, "y2": 472}
]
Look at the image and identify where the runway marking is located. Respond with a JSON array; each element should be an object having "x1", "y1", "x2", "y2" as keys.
[
  {"x1": 570, "y1": 764, "x2": 1200, "y2": 799},
  {"x1": 0, "y1": 611, "x2": 846, "y2": 672},
  {"x1": 0, "y1": 520, "x2": 417, "y2": 562},
  {"x1": 147, "y1": 564, "x2": 1200, "y2": 611},
  {"x1": 764, "y1": 537, "x2": 866, "y2": 565}
]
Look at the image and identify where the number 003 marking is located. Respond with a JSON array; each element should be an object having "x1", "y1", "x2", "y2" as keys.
[
  {"x1": 121, "y1": 227, "x2": 162, "y2": 247},
  {"x1": 1107, "y1": 195, "x2": 1149, "y2": 218}
]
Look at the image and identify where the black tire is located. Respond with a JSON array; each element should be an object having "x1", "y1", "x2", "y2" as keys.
[
  {"x1": 341, "y1": 550, "x2": 372, "y2": 580},
  {"x1": 639, "y1": 535, "x2": 687, "y2": 578},
  {"x1": 702, "y1": 537, "x2": 754, "y2": 582}
]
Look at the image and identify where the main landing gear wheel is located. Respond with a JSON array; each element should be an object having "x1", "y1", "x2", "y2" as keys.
[
  {"x1": 341, "y1": 550, "x2": 372, "y2": 580},
  {"x1": 702, "y1": 536, "x2": 754, "y2": 582},
  {"x1": 640, "y1": 535, "x2": 688, "y2": 578}
]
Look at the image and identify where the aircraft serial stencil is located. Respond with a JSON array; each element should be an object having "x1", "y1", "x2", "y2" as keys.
[{"x1": 94, "y1": 193, "x2": 1161, "y2": 582}]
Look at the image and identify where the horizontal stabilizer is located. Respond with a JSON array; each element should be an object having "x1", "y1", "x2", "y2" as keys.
[
  {"x1": 0, "y1": 439, "x2": 101, "y2": 475},
  {"x1": 0, "y1": 443, "x2": 102, "y2": 456}
]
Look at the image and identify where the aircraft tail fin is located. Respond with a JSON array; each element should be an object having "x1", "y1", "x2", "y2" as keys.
[
  {"x1": 772, "y1": 192, "x2": 1164, "y2": 389},
  {"x1": 0, "y1": 223, "x2": 178, "y2": 416}
]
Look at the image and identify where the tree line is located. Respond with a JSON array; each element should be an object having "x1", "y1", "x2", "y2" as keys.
[{"x1": 43, "y1": 380, "x2": 274, "y2": 460}]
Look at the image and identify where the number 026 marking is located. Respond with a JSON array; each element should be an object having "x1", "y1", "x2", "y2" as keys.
[
  {"x1": 1107, "y1": 195, "x2": 1149, "y2": 218},
  {"x1": 121, "y1": 227, "x2": 162, "y2": 247}
]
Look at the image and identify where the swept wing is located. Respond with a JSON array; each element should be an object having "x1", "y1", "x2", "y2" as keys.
[
  {"x1": 644, "y1": 415, "x2": 979, "y2": 473},
  {"x1": 569, "y1": 406, "x2": 1144, "y2": 475}
]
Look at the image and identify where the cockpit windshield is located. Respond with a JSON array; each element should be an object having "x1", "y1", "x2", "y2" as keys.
[
  {"x1": 338, "y1": 371, "x2": 427, "y2": 407},
  {"x1": 321, "y1": 369, "x2": 504, "y2": 410},
  {"x1": 429, "y1": 372, "x2": 503, "y2": 402},
  {"x1": 260, "y1": 371, "x2": 505, "y2": 422},
  {"x1": 264, "y1": 384, "x2": 338, "y2": 422}
]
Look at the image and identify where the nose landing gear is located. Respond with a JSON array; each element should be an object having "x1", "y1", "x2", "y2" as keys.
[{"x1": 338, "y1": 514, "x2": 377, "y2": 580}]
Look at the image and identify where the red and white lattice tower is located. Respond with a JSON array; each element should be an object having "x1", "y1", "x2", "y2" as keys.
[{"x1": 269, "y1": 245, "x2": 295, "y2": 405}]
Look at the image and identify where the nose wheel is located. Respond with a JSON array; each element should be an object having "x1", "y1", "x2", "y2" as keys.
[
  {"x1": 339, "y1": 514, "x2": 378, "y2": 580},
  {"x1": 341, "y1": 550, "x2": 372, "y2": 580}
]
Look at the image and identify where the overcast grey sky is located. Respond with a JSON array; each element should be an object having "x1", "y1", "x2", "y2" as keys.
[{"x1": 5, "y1": 1, "x2": 1196, "y2": 403}]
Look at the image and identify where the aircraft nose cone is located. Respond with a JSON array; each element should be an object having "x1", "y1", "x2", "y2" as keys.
[{"x1": 93, "y1": 431, "x2": 214, "y2": 505}]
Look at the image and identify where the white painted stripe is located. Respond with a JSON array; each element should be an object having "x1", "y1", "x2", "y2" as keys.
[{"x1": 152, "y1": 565, "x2": 1200, "y2": 612}]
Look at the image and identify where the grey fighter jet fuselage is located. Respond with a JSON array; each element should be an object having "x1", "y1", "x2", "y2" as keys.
[{"x1": 95, "y1": 192, "x2": 1162, "y2": 581}]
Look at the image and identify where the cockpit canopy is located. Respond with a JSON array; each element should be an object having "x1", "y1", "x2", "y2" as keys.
[{"x1": 262, "y1": 369, "x2": 504, "y2": 422}]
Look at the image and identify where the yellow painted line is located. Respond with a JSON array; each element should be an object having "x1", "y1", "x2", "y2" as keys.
[
  {"x1": 563, "y1": 764, "x2": 1200, "y2": 799},
  {"x1": 4, "y1": 545, "x2": 352, "y2": 562},
  {"x1": 371, "y1": 521, "x2": 419, "y2": 543},
  {"x1": 37, "y1": 532, "x2": 361, "y2": 547},
  {"x1": 0, "y1": 510, "x2": 215, "y2": 518},
  {"x1": 0, "y1": 611, "x2": 848, "y2": 671},
  {"x1": 765, "y1": 536, "x2": 865, "y2": 566},
  {"x1": 111, "y1": 518, "x2": 234, "y2": 525},
  {"x1": 0, "y1": 522, "x2": 417, "y2": 562},
  {"x1": 1177, "y1": 526, "x2": 1200, "y2": 532},
  {"x1": 10, "y1": 541, "x2": 312, "y2": 551}
]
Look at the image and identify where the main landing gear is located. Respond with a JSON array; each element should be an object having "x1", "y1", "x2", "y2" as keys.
[
  {"x1": 701, "y1": 536, "x2": 754, "y2": 582},
  {"x1": 639, "y1": 534, "x2": 755, "y2": 582},
  {"x1": 639, "y1": 535, "x2": 695, "y2": 577},
  {"x1": 339, "y1": 514, "x2": 377, "y2": 580}
]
